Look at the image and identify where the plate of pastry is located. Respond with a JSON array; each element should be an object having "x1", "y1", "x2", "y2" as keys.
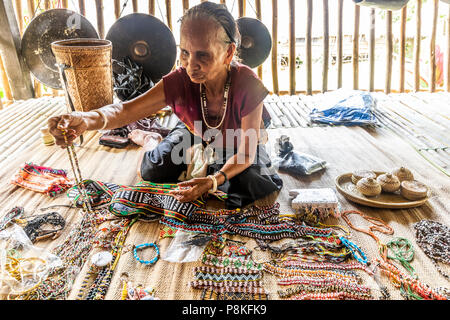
[{"x1": 335, "y1": 167, "x2": 430, "y2": 209}]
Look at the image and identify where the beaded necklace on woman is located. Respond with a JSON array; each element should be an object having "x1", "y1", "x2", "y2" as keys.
[{"x1": 199, "y1": 70, "x2": 231, "y2": 159}]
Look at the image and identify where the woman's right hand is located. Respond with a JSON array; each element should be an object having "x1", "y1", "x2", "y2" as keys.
[{"x1": 47, "y1": 112, "x2": 88, "y2": 147}]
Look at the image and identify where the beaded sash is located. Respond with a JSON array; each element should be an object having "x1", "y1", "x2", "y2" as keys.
[
  {"x1": 67, "y1": 179, "x2": 125, "y2": 208},
  {"x1": 109, "y1": 183, "x2": 203, "y2": 222}
]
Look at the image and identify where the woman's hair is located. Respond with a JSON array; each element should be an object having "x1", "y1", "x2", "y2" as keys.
[{"x1": 179, "y1": 1, "x2": 241, "y2": 48}]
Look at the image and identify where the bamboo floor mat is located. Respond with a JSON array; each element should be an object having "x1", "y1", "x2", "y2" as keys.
[{"x1": 0, "y1": 95, "x2": 448, "y2": 300}]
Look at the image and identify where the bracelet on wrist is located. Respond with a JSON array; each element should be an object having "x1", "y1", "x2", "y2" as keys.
[
  {"x1": 92, "y1": 109, "x2": 108, "y2": 130},
  {"x1": 207, "y1": 175, "x2": 218, "y2": 193}
]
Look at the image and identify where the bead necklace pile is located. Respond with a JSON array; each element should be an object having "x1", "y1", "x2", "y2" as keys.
[
  {"x1": 413, "y1": 220, "x2": 450, "y2": 280},
  {"x1": 263, "y1": 235, "x2": 375, "y2": 300},
  {"x1": 77, "y1": 217, "x2": 137, "y2": 300},
  {"x1": 341, "y1": 210, "x2": 447, "y2": 300}
]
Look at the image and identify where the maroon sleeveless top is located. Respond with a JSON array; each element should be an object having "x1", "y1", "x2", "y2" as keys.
[{"x1": 163, "y1": 62, "x2": 270, "y2": 148}]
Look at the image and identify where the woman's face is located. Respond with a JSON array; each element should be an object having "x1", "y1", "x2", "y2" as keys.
[{"x1": 179, "y1": 18, "x2": 234, "y2": 84}]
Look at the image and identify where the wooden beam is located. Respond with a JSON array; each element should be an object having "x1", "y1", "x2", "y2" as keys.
[
  {"x1": 78, "y1": 0, "x2": 86, "y2": 16},
  {"x1": 0, "y1": 54, "x2": 13, "y2": 102},
  {"x1": 306, "y1": 0, "x2": 312, "y2": 95},
  {"x1": 447, "y1": 4, "x2": 450, "y2": 92},
  {"x1": 414, "y1": 0, "x2": 422, "y2": 92},
  {"x1": 369, "y1": 9, "x2": 375, "y2": 92},
  {"x1": 353, "y1": 4, "x2": 360, "y2": 90},
  {"x1": 166, "y1": 0, "x2": 172, "y2": 30},
  {"x1": 385, "y1": 10, "x2": 393, "y2": 94},
  {"x1": 149, "y1": 0, "x2": 155, "y2": 15},
  {"x1": 0, "y1": 0, "x2": 34, "y2": 99},
  {"x1": 337, "y1": 0, "x2": 343, "y2": 88},
  {"x1": 256, "y1": 0, "x2": 262, "y2": 80},
  {"x1": 14, "y1": 0, "x2": 23, "y2": 36},
  {"x1": 95, "y1": 0, "x2": 105, "y2": 39},
  {"x1": 132, "y1": 0, "x2": 138, "y2": 13},
  {"x1": 27, "y1": 0, "x2": 43, "y2": 98},
  {"x1": 289, "y1": 0, "x2": 296, "y2": 95},
  {"x1": 183, "y1": 0, "x2": 189, "y2": 14},
  {"x1": 238, "y1": 0, "x2": 246, "y2": 17},
  {"x1": 114, "y1": 0, "x2": 121, "y2": 19},
  {"x1": 271, "y1": 0, "x2": 278, "y2": 95},
  {"x1": 430, "y1": 0, "x2": 439, "y2": 92},
  {"x1": 399, "y1": 6, "x2": 407, "y2": 92},
  {"x1": 322, "y1": 0, "x2": 329, "y2": 93}
]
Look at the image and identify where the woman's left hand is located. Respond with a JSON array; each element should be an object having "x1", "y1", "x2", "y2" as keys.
[{"x1": 169, "y1": 177, "x2": 213, "y2": 202}]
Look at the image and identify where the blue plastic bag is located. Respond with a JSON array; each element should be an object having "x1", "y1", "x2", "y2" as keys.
[{"x1": 309, "y1": 92, "x2": 377, "y2": 126}]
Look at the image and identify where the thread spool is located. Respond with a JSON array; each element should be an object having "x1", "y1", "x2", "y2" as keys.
[{"x1": 40, "y1": 126, "x2": 55, "y2": 146}]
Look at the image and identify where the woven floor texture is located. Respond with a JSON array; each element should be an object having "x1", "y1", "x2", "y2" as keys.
[{"x1": 0, "y1": 95, "x2": 448, "y2": 300}]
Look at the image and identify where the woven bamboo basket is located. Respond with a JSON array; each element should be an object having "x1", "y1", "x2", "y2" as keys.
[{"x1": 51, "y1": 39, "x2": 113, "y2": 112}]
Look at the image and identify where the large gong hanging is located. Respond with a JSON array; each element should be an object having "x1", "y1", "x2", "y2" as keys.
[
  {"x1": 236, "y1": 17, "x2": 272, "y2": 69},
  {"x1": 105, "y1": 13, "x2": 177, "y2": 83},
  {"x1": 21, "y1": 9, "x2": 99, "y2": 89}
]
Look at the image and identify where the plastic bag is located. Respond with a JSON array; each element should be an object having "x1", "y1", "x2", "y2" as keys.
[
  {"x1": 309, "y1": 90, "x2": 377, "y2": 126},
  {"x1": 0, "y1": 224, "x2": 62, "y2": 296},
  {"x1": 353, "y1": 0, "x2": 409, "y2": 11},
  {"x1": 274, "y1": 135, "x2": 327, "y2": 176},
  {"x1": 161, "y1": 230, "x2": 210, "y2": 263}
]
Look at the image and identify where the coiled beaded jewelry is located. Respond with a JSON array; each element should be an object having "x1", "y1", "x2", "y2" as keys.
[{"x1": 133, "y1": 243, "x2": 160, "y2": 265}]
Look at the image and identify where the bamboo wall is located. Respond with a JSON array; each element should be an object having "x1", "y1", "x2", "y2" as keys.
[{"x1": 1, "y1": 0, "x2": 449, "y2": 107}]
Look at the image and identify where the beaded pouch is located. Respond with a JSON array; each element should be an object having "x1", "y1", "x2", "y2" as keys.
[
  {"x1": 289, "y1": 188, "x2": 340, "y2": 224},
  {"x1": 10, "y1": 163, "x2": 73, "y2": 197}
]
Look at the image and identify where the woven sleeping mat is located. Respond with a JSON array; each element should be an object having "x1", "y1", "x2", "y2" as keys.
[{"x1": 0, "y1": 96, "x2": 449, "y2": 300}]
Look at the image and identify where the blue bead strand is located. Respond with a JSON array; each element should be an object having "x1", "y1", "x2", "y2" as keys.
[
  {"x1": 133, "y1": 243, "x2": 160, "y2": 265},
  {"x1": 339, "y1": 236, "x2": 368, "y2": 265}
]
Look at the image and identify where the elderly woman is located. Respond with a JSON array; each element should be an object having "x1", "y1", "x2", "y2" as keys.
[{"x1": 48, "y1": 2, "x2": 282, "y2": 209}]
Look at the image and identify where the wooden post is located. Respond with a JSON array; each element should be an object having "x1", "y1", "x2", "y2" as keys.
[
  {"x1": 95, "y1": 0, "x2": 105, "y2": 39},
  {"x1": 256, "y1": 0, "x2": 262, "y2": 80},
  {"x1": 62, "y1": 0, "x2": 68, "y2": 9},
  {"x1": 369, "y1": 9, "x2": 375, "y2": 92},
  {"x1": 447, "y1": 4, "x2": 450, "y2": 92},
  {"x1": 78, "y1": 0, "x2": 86, "y2": 16},
  {"x1": 322, "y1": 0, "x2": 329, "y2": 93},
  {"x1": 414, "y1": 0, "x2": 422, "y2": 92},
  {"x1": 27, "y1": 0, "x2": 42, "y2": 98},
  {"x1": 289, "y1": 0, "x2": 295, "y2": 95},
  {"x1": 0, "y1": 54, "x2": 13, "y2": 102},
  {"x1": 399, "y1": 6, "x2": 407, "y2": 92},
  {"x1": 166, "y1": 0, "x2": 172, "y2": 30},
  {"x1": 149, "y1": 0, "x2": 155, "y2": 15},
  {"x1": 430, "y1": 0, "x2": 439, "y2": 92},
  {"x1": 44, "y1": 0, "x2": 51, "y2": 10},
  {"x1": 132, "y1": 0, "x2": 138, "y2": 13},
  {"x1": 385, "y1": 10, "x2": 393, "y2": 94},
  {"x1": 114, "y1": 0, "x2": 121, "y2": 19},
  {"x1": 0, "y1": 0, "x2": 34, "y2": 100},
  {"x1": 182, "y1": 0, "x2": 189, "y2": 14},
  {"x1": 238, "y1": 0, "x2": 246, "y2": 17},
  {"x1": 337, "y1": 0, "x2": 343, "y2": 88},
  {"x1": 306, "y1": 0, "x2": 312, "y2": 95},
  {"x1": 14, "y1": 0, "x2": 23, "y2": 36},
  {"x1": 271, "y1": 0, "x2": 278, "y2": 95},
  {"x1": 353, "y1": 4, "x2": 360, "y2": 90}
]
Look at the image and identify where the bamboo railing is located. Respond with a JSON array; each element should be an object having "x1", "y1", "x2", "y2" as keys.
[{"x1": 1, "y1": 0, "x2": 450, "y2": 107}]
